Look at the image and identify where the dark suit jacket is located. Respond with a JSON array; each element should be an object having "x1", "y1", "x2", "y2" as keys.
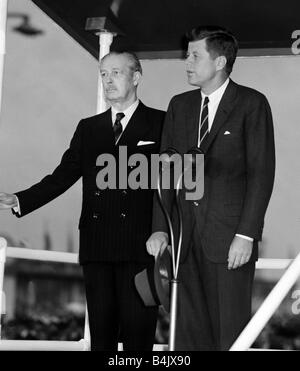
[
  {"x1": 152, "y1": 80, "x2": 275, "y2": 263},
  {"x1": 14, "y1": 102, "x2": 165, "y2": 264}
]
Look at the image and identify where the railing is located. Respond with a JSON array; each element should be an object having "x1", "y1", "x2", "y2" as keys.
[
  {"x1": 0, "y1": 236, "x2": 299, "y2": 351},
  {"x1": 0, "y1": 237, "x2": 90, "y2": 351},
  {"x1": 230, "y1": 251, "x2": 300, "y2": 351}
]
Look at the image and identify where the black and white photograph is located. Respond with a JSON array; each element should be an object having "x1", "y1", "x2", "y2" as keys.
[{"x1": 0, "y1": 0, "x2": 299, "y2": 355}]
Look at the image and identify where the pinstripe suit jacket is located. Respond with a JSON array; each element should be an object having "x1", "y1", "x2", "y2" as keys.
[{"x1": 14, "y1": 102, "x2": 165, "y2": 264}]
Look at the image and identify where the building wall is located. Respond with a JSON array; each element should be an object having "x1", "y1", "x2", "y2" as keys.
[{"x1": 0, "y1": 0, "x2": 97, "y2": 253}]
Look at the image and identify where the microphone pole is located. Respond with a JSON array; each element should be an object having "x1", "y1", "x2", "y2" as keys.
[
  {"x1": 157, "y1": 148, "x2": 182, "y2": 351},
  {"x1": 168, "y1": 147, "x2": 204, "y2": 351},
  {"x1": 157, "y1": 148, "x2": 180, "y2": 276}
]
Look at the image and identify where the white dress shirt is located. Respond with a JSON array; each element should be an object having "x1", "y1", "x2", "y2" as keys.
[
  {"x1": 197, "y1": 78, "x2": 230, "y2": 146},
  {"x1": 197, "y1": 79, "x2": 253, "y2": 242}
]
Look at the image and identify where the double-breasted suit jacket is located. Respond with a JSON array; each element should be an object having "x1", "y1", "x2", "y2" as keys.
[{"x1": 14, "y1": 102, "x2": 165, "y2": 264}]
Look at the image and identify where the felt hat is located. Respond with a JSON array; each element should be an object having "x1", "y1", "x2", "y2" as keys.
[{"x1": 135, "y1": 246, "x2": 172, "y2": 313}]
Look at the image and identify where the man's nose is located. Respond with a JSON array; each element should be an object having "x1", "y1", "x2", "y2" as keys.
[
  {"x1": 103, "y1": 74, "x2": 113, "y2": 84},
  {"x1": 185, "y1": 55, "x2": 193, "y2": 66}
]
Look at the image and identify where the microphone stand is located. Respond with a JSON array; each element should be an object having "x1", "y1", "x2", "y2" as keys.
[
  {"x1": 168, "y1": 170, "x2": 184, "y2": 351},
  {"x1": 157, "y1": 149, "x2": 178, "y2": 277},
  {"x1": 157, "y1": 147, "x2": 204, "y2": 351}
]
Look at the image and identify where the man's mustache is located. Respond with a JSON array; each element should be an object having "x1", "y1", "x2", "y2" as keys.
[{"x1": 105, "y1": 86, "x2": 118, "y2": 91}]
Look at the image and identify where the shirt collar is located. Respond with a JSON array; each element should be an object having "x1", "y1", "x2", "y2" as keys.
[
  {"x1": 201, "y1": 78, "x2": 230, "y2": 105},
  {"x1": 111, "y1": 99, "x2": 140, "y2": 121}
]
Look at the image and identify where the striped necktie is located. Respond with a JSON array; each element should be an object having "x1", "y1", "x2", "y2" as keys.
[
  {"x1": 113, "y1": 112, "x2": 125, "y2": 143},
  {"x1": 198, "y1": 96, "x2": 209, "y2": 148}
]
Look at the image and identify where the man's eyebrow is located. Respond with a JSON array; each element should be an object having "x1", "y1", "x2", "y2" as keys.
[{"x1": 99, "y1": 67, "x2": 121, "y2": 71}]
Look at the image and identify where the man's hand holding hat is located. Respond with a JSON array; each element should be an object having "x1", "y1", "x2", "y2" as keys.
[
  {"x1": 136, "y1": 233, "x2": 172, "y2": 312},
  {"x1": 146, "y1": 232, "x2": 169, "y2": 257}
]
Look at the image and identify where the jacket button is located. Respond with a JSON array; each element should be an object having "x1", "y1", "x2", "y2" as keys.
[
  {"x1": 120, "y1": 213, "x2": 126, "y2": 219},
  {"x1": 122, "y1": 190, "x2": 127, "y2": 195},
  {"x1": 93, "y1": 213, "x2": 100, "y2": 219},
  {"x1": 95, "y1": 190, "x2": 101, "y2": 196},
  {"x1": 194, "y1": 202, "x2": 199, "y2": 207}
]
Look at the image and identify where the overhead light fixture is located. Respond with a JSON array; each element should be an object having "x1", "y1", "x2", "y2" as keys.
[{"x1": 8, "y1": 12, "x2": 44, "y2": 37}]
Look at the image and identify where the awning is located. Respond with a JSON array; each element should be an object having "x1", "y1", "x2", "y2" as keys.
[{"x1": 30, "y1": 0, "x2": 300, "y2": 58}]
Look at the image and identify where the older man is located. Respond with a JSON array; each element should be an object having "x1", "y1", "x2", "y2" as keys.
[{"x1": 0, "y1": 52, "x2": 165, "y2": 351}]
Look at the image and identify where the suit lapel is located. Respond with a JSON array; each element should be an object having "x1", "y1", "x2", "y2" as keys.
[
  {"x1": 186, "y1": 90, "x2": 202, "y2": 150},
  {"x1": 92, "y1": 108, "x2": 116, "y2": 153},
  {"x1": 117, "y1": 102, "x2": 151, "y2": 148},
  {"x1": 201, "y1": 80, "x2": 238, "y2": 153}
]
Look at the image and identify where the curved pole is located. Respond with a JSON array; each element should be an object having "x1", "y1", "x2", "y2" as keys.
[
  {"x1": 169, "y1": 148, "x2": 204, "y2": 350},
  {"x1": 173, "y1": 155, "x2": 198, "y2": 279},
  {"x1": 168, "y1": 171, "x2": 184, "y2": 351},
  {"x1": 173, "y1": 148, "x2": 204, "y2": 278},
  {"x1": 157, "y1": 172, "x2": 176, "y2": 275},
  {"x1": 174, "y1": 172, "x2": 184, "y2": 279}
]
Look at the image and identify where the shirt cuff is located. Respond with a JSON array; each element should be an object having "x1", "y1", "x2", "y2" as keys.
[
  {"x1": 236, "y1": 234, "x2": 254, "y2": 242},
  {"x1": 12, "y1": 195, "x2": 21, "y2": 216}
]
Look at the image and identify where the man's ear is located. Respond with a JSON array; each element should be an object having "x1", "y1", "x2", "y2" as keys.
[
  {"x1": 133, "y1": 71, "x2": 142, "y2": 86},
  {"x1": 216, "y1": 56, "x2": 227, "y2": 72}
]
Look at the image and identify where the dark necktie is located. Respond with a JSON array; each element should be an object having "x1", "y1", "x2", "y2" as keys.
[
  {"x1": 198, "y1": 96, "x2": 209, "y2": 148},
  {"x1": 113, "y1": 112, "x2": 125, "y2": 143}
]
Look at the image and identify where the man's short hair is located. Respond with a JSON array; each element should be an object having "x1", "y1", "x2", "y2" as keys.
[
  {"x1": 102, "y1": 51, "x2": 143, "y2": 75},
  {"x1": 186, "y1": 26, "x2": 239, "y2": 75}
]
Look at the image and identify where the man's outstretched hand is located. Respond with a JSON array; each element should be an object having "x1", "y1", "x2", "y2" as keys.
[{"x1": 0, "y1": 193, "x2": 18, "y2": 210}]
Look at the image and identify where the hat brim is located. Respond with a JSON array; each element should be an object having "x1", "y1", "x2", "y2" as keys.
[{"x1": 135, "y1": 247, "x2": 172, "y2": 313}]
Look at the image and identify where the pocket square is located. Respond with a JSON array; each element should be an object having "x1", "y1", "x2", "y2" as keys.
[
  {"x1": 224, "y1": 131, "x2": 231, "y2": 135},
  {"x1": 137, "y1": 141, "x2": 155, "y2": 146}
]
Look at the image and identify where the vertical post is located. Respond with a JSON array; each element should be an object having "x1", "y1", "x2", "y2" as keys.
[
  {"x1": 82, "y1": 23, "x2": 115, "y2": 349},
  {"x1": 168, "y1": 280, "x2": 179, "y2": 351},
  {"x1": 0, "y1": 237, "x2": 7, "y2": 339},
  {"x1": 96, "y1": 31, "x2": 114, "y2": 114},
  {"x1": 0, "y1": 0, "x2": 8, "y2": 116},
  {"x1": 83, "y1": 306, "x2": 91, "y2": 351},
  {"x1": 84, "y1": 18, "x2": 117, "y2": 349}
]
